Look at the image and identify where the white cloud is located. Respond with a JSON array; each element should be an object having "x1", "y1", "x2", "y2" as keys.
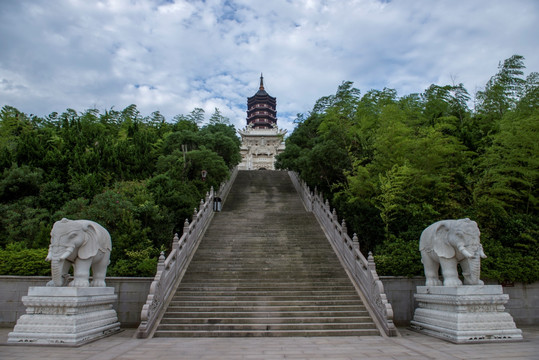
[{"x1": 0, "y1": 0, "x2": 538, "y2": 133}]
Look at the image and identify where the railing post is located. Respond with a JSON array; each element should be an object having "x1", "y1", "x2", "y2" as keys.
[
  {"x1": 172, "y1": 233, "x2": 180, "y2": 251},
  {"x1": 332, "y1": 209, "x2": 338, "y2": 240},
  {"x1": 341, "y1": 220, "x2": 347, "y2": 254},
  {"x1": 368, "y1": 251, "x2": 376, "y2": 271},
  {"x1": 352, "y1": 233, "x2": 360, "y2": 274},
  {"x1": 352, "y1": 233, "x2": 360, "y2": 252},
  {"x1": 183, "y1": 219, "x2": 190, "y2": 236},
  {"x1": 157, "y1": 251, "x2": 165, "y2": 272},
  {"x1": 192, "y1": 207, "x2": 198, "y2": 237}
]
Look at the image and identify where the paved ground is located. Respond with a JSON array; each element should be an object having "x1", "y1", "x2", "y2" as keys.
[{"x1": 1, "y1": 327, "x2": 538, "y2": 360}]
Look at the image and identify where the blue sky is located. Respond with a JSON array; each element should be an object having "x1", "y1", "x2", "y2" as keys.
[{"x1": 1, "y1": 0, "x2": 538, "y2": 133}]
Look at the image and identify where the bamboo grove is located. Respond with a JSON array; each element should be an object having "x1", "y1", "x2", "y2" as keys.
[
  {"x1": 276, "y1": 55, "x2": 538, "y2": 283},
  {"x1": 0, "y1": 106, "x2": 241, "y2": 276}
]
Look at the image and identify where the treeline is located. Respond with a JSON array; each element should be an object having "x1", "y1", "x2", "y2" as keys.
[
  {"x1": 276, "y1": 55, "x2": 539, "y2": 283},
  {"x1": 0, "y1": 105, "x2": 241, "y2": 276}
]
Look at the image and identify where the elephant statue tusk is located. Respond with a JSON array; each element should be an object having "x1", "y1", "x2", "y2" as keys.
[
  {"x1": 59, "y1": 249, "x2": 73, "y2": 260},
  {"x1": 479, "y1": 247, "x2": 487, "y2": 259},
  {"x1": 458, "y1": 245, "x2": 474, "y2": 258}
]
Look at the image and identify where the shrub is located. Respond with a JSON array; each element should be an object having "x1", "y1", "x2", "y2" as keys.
[
  {"x1": 0, "y1": 243, "x2": 50, "y2": 276},
  {"x1": 108, "y1": 248, "x2": 159, "y2": 277},
  {"x1": 374, "y1": 237, "x2": 423, "y2": 277}
]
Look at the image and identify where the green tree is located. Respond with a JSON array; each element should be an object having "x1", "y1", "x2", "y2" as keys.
[
  {"x1": 208, "y1": 108, "x2": 230, "y2": 125},
  {"x1": 476, "y1": 55, "x2": 526, "y2": 118}
]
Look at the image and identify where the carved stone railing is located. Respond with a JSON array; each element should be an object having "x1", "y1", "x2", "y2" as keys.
[
  {"x1": 289, "y1": 171, "x2": 397, "y2": 337},
  {"x1": 135, "y1": 167, "x2": 238, "y2": 338}
]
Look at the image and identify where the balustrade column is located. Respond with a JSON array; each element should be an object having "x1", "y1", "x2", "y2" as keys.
[
  {"x1": 341, "y1": 220, "x2": 348, "y2": 255},
  {"x1": 368, "y1": 252, "x2": 376, "y2": 271},
  {"x1": 192, "y1": 207, "x2": 198, "y2": 238},
  {"x1": 172, "y1": 233, "x2": 180, "y2": 251},
  {"x1": 157, "y1": 252, "x2": 165, "y2": 272},
  {"x1": 352, "y1": 233, "x2": 360, "y2": 274},
  {"x1": 332, "y1": 209, "x2": 338, "y2": 241}
]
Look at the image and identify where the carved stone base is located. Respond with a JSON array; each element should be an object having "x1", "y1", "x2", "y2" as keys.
[
  {"x1": 410, "y1": 285, "x2": 522, "y2": 343},
  {"x1": 8, "y1": 287, "x2": 120, "y2": 346}
]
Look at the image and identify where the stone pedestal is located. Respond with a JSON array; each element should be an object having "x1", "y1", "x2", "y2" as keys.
[
  {"x1": 8, "y1": 287, "x2": 120, "y2": 346},
  {"x1": 410, "y1": 285, "x2": 522, "y2": 343}
]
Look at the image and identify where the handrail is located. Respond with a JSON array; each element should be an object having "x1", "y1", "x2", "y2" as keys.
[
  {"x1": 135, "y1": 167, "x2": 238, "y2": 338},
  {"x1": 289, "y1": 171, "x2": 397, "y2": 337}
]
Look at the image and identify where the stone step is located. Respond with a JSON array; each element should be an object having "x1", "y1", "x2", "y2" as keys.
[
  {"x1": 156, "y1": 322, "x2": 377, "y2": 332},
  {"x1": 189, "y1": 253, "x2": 340, "y2": 257},
  {"x1": 153, "y1": 329, "x2": 381, "y2": 337},
  {"x1": 165, "y1": 305, "x2": 367, "y2": 313},
  {"x1": 177, "y1": 280, "x2": 354, "y2": 285},
  {"x1": 176, "y1": 285, "x2": 356, "y2": 292},
  {"x1": 159, "y1": 315, "x2": 372, "y2": 324},
  {"x1": 168, "y1": 299, "x2": 364, "y2": 307},
  {"x1": 182, "y1": 272, "x2": 349, "y2": 277},
  {"x1": 173, "y1": 291, "x2": 358, "y2": 301},
  {"x1": 185, "y1": 264, "x2": 345, "y2": 269},
  {"x1": 180, "y1": 278, "x2": 352, "y2": 284},
  {"x1": 161, "y1": 310, "x2": 370, "y2": 318}
]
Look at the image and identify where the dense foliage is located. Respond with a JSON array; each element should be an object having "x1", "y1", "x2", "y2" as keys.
[
  {"x1": 276, "y1": 55, "x2": 539, "y2": 283},
  {"x1": 0, "y1": 105, "x2": 241, "y2": 276}
]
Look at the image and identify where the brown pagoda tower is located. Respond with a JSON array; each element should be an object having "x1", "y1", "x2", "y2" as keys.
[
  {"x1": 238, "y1": 74, "x2": 286, "y2": 170},
  {"x1": 246, "y1": 74, "x2": 277, "y2": 129}
]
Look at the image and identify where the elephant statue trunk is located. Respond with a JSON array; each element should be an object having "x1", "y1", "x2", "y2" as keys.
[
  {"x1": 50, "y1": 259, "x2": 69, "y2": 286},
  {"x1": 45, "y1": 218, "x2": 112, "y2": 288},
  {"x1": 419, "y1": 218, "x2": 487, "y2": 287},
  {"x1": 46, "y1": 244, "x2": 74, "y2": 286}
]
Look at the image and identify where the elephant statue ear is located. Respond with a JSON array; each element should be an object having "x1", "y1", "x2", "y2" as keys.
[
  {"x1": 433, "y1": 223, "x2": 455, "y2": 258},
  {"x1": 79, "y1": 223, "x2": 99, "y2": 260}
]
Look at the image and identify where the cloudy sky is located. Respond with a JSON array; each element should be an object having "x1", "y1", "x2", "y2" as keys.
[{"x1": 1, "y1": 0, "x2": 538, "y2": 133}]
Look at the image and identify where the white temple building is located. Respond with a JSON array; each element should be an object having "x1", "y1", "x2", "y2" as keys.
[{"x1": 238, "y1": 75, "x2": 286, "y2": 170}]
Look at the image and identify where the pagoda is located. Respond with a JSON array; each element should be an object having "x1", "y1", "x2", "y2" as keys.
[{"x1": 238, "y1": 74, "x2": 286, "y2": 170}]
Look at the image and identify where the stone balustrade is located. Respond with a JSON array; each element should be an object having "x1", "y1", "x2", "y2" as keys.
[
  {"x1": 135, "y1": 167, "x2": 238, "y2": 338},
  {"x1": 289, "y1": 171, "x2": 397, "y2": 336}
]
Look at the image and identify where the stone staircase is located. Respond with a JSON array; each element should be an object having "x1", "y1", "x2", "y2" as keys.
[{"x1": 154, "y1": 170, "x2": 380, "y2": 337}]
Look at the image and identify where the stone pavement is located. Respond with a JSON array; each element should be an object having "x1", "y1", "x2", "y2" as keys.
[{"x1": 1, "y1": 327, "x2": 538, "y2": 360}]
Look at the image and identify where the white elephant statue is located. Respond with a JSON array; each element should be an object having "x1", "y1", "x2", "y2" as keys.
[
  {"x1": 420, "y1": 218, "x2": 487, "y2": 287},
  {"x1": 45, "y1": 218, "x2": 112, "y2": 287}
]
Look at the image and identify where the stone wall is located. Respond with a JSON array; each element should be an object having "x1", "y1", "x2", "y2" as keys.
[
  {"x1": 0, "y1": 276, "x2": 152, "y2": 327},
  {"x1": 380, "y1": 277, "x2": 539, "y2": 326},
  {"x1": 1, "y1": 276, "x2": 537, "y2": 328}
]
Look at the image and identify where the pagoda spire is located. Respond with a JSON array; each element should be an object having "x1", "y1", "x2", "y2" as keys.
[{"x1": 259, "y1": 73, "x2": 264, "y2": 90}]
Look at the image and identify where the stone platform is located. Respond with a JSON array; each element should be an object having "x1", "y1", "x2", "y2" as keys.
[
  {"x1": 410, "y1": 285, "x2": 522, "y2": 343},
  {"x1": 8, "y1": 287, "x2": 120, "y2": 346}
]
